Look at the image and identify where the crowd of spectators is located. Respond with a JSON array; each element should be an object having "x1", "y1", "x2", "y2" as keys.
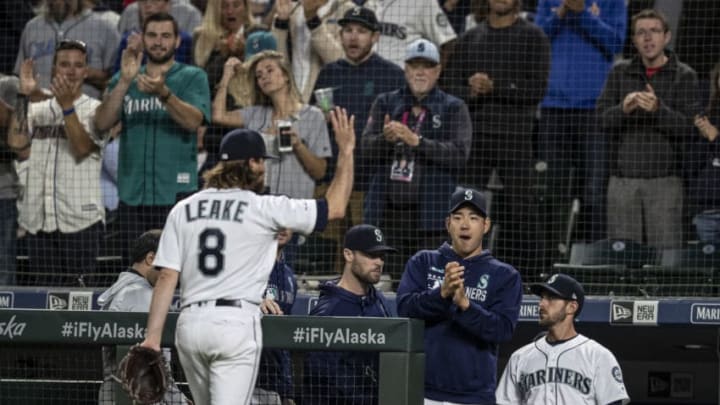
[{"x1": 1, "y1": 0, "x2": 719, "y2": 287}]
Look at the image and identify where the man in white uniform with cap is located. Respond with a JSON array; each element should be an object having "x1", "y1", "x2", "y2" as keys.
[{"x1": 139, "y1": 108, "x2": 356, "y2": 405}]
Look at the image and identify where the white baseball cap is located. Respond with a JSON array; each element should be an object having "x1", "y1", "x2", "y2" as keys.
[{"x1": 404, "y1": 39, "x2": 440, "y2": 65}]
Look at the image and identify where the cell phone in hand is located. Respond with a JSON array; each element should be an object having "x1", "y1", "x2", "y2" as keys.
[{"x1": 277, "y1": 120, "x2": 293, "y2": 153}]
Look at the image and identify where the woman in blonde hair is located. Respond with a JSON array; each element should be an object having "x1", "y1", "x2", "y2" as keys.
[
  {"x1": 194, "y1": 0, "x2": 252, "y2": 72},
  {"x1": 194, "y1": 0, "x2": 253, "y2": 182},
  {"x1": 213, "y1": 50, "x2": 331, "y2": 199}
]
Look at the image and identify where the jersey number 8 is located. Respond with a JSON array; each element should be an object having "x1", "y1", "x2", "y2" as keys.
[{"x1": 199, "y1": 228, "x2": 225, "y2": 276}]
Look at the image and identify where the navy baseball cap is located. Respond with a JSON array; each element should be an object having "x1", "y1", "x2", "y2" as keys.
[
  {"x1": 344, "y1": 224, "x2": 397, "y2": 254},
  {"x1": 245, "y1": 31, "x2": 277, "y2": 60},
  {"x1": 219, "y1": 129, "x2": 276, "y2": 161},
  {"x1": 448, "y1": 188, "x2": 488, "y2": 217},
  {"x1": 338, "y1": 7, "x2": 380, "y2": 31},
  {"x1": 530, "y1": 273, "x2": 585, "y2": 316},
  {"x1": 405, "y1": 38, "x2": 440, "y2": 65}
]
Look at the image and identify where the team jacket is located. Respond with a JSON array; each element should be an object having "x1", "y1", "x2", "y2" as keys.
[
  {"x1": 256, "y1": 257, "x2": 297, "y2": 400},
  {"x1": 362, "y1": 86, "x2": 472, "y2": 230},
  {"x1": 302, "y1": 280, "x2": 392, "y2": 405},
  {"x1": 396, "y1": 243, "x2": 523, "y2": 404}
]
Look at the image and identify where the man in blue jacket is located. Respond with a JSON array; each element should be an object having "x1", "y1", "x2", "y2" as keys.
[
  {"x1": 303, "y1": 224, "x2": 396, "y2": 404},
  {"x1": 361, "y1": 38, "x2": 471, "y2": 281},
  {"x1": 397, "y1": 188, "x2": 523, "y2": 404},
  {"x1": 535, "y1": 0, "x2": 627, "y2": 242}
]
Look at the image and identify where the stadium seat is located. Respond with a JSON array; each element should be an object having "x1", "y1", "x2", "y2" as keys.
[
  {"x1": 659, "y1": 242, "x2": 720, "y2": 269},
  {"x1": 552, "y1": 239, "x2": 659, "y2": 296},
  {"x1": 567, "y1": 239, "x2": 659, "y2": 268},
  {"x1": 630, "y1": 243, "x2": 720, "y2": 297}
]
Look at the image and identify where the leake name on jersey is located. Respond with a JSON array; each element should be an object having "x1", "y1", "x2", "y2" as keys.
[{"x1": 185, "y1": 199, "x2": 248, "y2": 223}]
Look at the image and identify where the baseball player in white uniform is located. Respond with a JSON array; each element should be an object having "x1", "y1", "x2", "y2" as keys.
[
  {"x1": 496, "y1": 273, "x2": 630, "y2": 405},
  {"x1": 139, "y1": 107, "x2": 356, "y2": 405}
]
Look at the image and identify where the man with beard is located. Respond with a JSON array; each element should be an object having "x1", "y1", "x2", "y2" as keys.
[
  {"x1": 138, "y1": 109, "x2": 356, "y2": 404},
  {"x1": 397, "y1": 188, "x2": 522, "y2": 404},
  {"x1": 303, "y1": 224, "x2": 396, "y2": 404},
  {"x1": 94, "y1": 12, "x2": 211, "y2": 260},
  {"x1": 113, "y1": 0, "x2": 194, "y2": 73},
  {"x1": 14, "y1": 0, "x2": 120, "y2": 99},
  {"x1": 496, "y1": 273, "x2": 630, "y2": 405},
  {"x1": 312, "y1": 7, "x2": 405, "y2": 260}
]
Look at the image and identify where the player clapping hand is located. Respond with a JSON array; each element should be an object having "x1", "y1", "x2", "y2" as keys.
[{"x1": 440, "y1": 261, "x2": 464, "y2": 299}]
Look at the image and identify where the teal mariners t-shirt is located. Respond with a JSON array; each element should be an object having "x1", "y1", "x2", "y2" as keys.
[{"x1": 108, "y1": 62, "x2": 211, "y2": 206}]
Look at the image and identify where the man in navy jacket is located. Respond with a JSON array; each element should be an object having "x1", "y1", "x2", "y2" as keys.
[
  {"x1": 257, "y1": 229, "x2": 298, "y2": 404},
  {"x1": 303, "y1": 224, "x2": 396, "y2": 404},
  {"x1": 397, "y1": 188, "x2": 523, "y2": 404},
  {"x1": 361, "y1": 39, "x2": 471, "y2": 281}
]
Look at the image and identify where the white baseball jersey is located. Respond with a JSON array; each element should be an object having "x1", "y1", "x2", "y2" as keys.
[
  {"x1": 374, "y1": 0, "x2": 457, "y2": 66},
  {"x1": 154, "y1": 188, "x2": 321, "y2": 307},
  {"x1": 496, "y1": 334, "x2": 630, "y2": 405}
]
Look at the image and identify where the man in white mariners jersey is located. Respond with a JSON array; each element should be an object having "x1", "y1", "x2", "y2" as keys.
[
  {"x1": 138, "y1": 107, "x2": 356, "y2": 405},
  {"x1": 496, "y1": 273, "x2": 630, "y2": 405}
]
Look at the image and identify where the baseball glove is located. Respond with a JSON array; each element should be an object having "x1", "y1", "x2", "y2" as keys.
[{"x1": 116, "y1": 344, "x2": 169, "y2": 404}]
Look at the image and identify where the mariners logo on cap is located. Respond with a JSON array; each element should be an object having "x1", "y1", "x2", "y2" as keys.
[
  {"x1": 375, "y1": 229, "x2": 383, "y2": 242},
  {"x1": 548, "y1": 274, "x2": 558, "y2": 284},
  {"x1": 464, "y1": 190, "x2": 473, "y2": 201},
  {"x1": 352, "y1": 6, "x2": 361, "y2": 15},
  {"x1": 417, "y1": 42, "x2": 426, "y2": 52}
]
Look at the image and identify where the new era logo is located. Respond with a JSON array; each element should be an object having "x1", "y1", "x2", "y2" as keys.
[
  {"x1": 610, "y1": 301, "x2": 634, "y2": 324},
  {"x1": 613, "y1": 304, "x2": 632, "y2": 320},
  {"x1": 48, "y1": 292, "x2": 69, "y2": 310}
]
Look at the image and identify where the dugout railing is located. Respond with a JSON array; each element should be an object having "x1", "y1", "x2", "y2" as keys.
[{"x1": 0, "y1": 309, "x2": 425, "y2": 404}]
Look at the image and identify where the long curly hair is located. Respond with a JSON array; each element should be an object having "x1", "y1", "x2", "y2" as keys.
[{"x1": 202, "y1": 160, "x2": 264, "y2": 192}]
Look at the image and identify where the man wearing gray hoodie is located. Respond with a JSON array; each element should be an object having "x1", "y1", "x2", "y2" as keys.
[{"x1": 97, "y1": 229, "x2": 189, "y2": 404}]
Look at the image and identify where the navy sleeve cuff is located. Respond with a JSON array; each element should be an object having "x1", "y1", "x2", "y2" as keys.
[
  {"x1": 305, "y1": 16, "x2": 322, "y2": 30},
  {"x1": 274, "y1": 18, "x2": 290, "y2": 30},
  {"x1": 314, "y1": 199, "x2": 329, "y2": 232}
]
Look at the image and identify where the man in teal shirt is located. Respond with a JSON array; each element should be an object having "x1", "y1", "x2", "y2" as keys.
[{"x1": 95, "y1": 12, "x2": 210, "y2": 258}]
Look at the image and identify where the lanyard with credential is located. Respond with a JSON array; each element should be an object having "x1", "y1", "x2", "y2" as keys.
[{"x1": 401, "y1": 108, "x2": 427, "y2": 137}]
